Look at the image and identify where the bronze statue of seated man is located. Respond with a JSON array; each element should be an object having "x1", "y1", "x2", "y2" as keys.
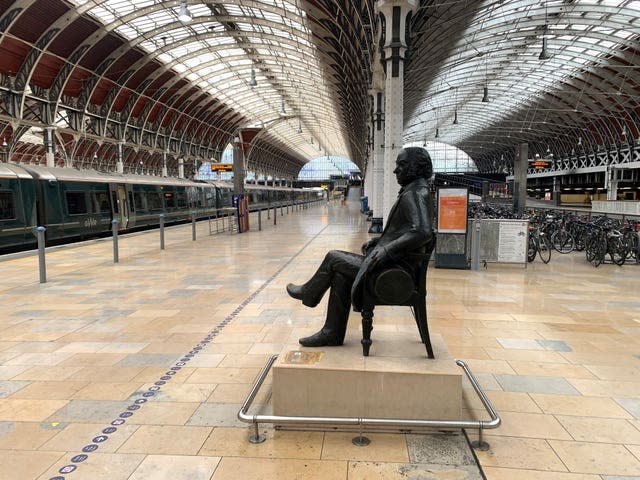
[{"x1": 287, "y1": 147, "x2": 436, "y2": 347}]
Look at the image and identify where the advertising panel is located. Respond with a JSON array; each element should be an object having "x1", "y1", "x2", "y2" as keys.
[{"x1": 437, "y1": 188, "x2": 468, "y2": 234}]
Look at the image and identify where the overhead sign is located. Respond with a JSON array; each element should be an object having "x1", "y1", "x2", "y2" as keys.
[
  {"x1": 211, "y1": 164, "x2": 233, "y2": 172},
  {"x1": 530, "y1": 160, "x2": 550, "y2": 169}
]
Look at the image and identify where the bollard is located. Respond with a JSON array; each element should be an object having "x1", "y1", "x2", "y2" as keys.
[
  {"x1": 273, "y1": 206, "x2": 277, "y2": 225},
  {"x1": 258, "y1": 209, "x2": 262, "y2": 231},
  {"x1": 280, "y1": 204, "x2": 283, "y2": 216},
  {"x1": 159, "y1": 214, "x2": 165, "y2": 250},
  {"x1": 111, "y1": 219, "x2": 119, "y2": 263},
  {"x1": 191, "y1": 211, "x2": 196, "y2": 241},
  {"x1": 286, "y1": 204, "x2": 289, "y2": 214},
  {"x1": 35, "y1": 226, "x2": 46, "y2": 283},
  {"x1": 470, "y1": 220, "x2": 481, "y2": 271}
]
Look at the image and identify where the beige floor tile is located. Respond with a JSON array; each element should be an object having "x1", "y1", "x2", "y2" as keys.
[
  {"x1": 549, "y1": 439, "x2": 640, "y2": 475},
  {"x1": 555, "y1": 416, "x2": 640, "y2": 444},
  {"x1": 485, "y1": 348, "x2": 568, "y2": 363},
  {"x1": 131, "y1": 367, "x2": 196, "y2": 383},
  {"x1": 486, "y1": 411, "x2": 572, "y2": 440},
  {"x1": 508, "y1": 362, "x2": 596, "y2": 379},
  {"x1": 144, "y1": 382, "x2": 215, "y2": 402},
  {"x1": 118, "y1": 424, "x2": 212, "y2": 454},
  {"x1": 584, "y1": 364, "x2": 640, "y2": 381},
  {"x1": 482, "y1": 467, "x2": 600, "y2": 480},
  {"x1": 13, "y1": 366, "x2": 83, "y2": 381},
  {"x1": 0, "y1": 422, "x2": 61, "y2": 450},
  {"x1": 474, "y1": 436, "x2": 567, "y2": 471},
  {"x1": 321, "y1": 432, "x2": 409, "y2": 462},
  {"x1": 129, "y1": 454, "x2": 221, "y2": 480},
  {"x1": 464, "y1": 359, "x2": 516, "y2": 374},
  {"x1": 218, "y1": 354, "x2": 271, "y2": 368},
  {"x1": 348, "y1": 460, "x2": 481, "y2": 479},
  {"x1": 531, "y1": 393, "x2": 633, "y2": 418},
  {"x1": 200, "y1": 427, "x2": 324, "y2": 459},
  {"x1": 122, "y1": 401, "x2": 200, "y2": 425},
  {"x1": 9, "y1": 380, "x2": 89, "y2": 399},
  {"x1": 628, "y1": 444, "x2": 640, "y2": 462},
  {"x1": 40, "y1": 422, "x2": 140, "y2": 453},
  {"x1": 72, "y1": 382, "x2": 143, "y2": 400},
  {"x1": 66, "y1": 366, "x2": 145, "y2": 382},
  {"x1": 37, "y1": 452, "x2": 146, "y2": 480},
  {"x1": 207, "y1": 383, "x2": 271, "y2": 404},
  {"x1": 0, "y1": 449, "x2": 65, "y2": 480},
  {"x1": 568, "y1": 379, "x2": 640, "y2": 397},
  {"x1": 211, "y1": 456, "x2": 346, "y2": 480},
  {"x1": 185, "y1": 367, "x2": 262, "y2": 384},
  {"x1": 0, "y1": 399, "x2": 69, "y2": 422}
]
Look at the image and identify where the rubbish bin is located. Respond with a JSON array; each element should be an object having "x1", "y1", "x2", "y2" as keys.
[{"x1": 360, "y1": 196, "x2": 369, "y2": 213}]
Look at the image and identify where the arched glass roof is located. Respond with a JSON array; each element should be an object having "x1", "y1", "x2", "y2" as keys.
[
  {"x1": 298, "y1": 156, "x2": 361, "y2": 181},
  {"x1": 69, "y1": 0, "x2": 350, "y2": 163},
  {"x1": 405, "y1": 142, "x2": 478, "y2": 174}
]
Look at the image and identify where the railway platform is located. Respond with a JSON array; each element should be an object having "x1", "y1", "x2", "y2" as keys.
[{"x1": 1, "y1": 196, "x2": 640, "y2": 479}]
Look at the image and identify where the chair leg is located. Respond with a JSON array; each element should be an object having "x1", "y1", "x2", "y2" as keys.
[
  {"x1": 361, "y1": 308, "x2": 373, "y2": 356},
  {"x1": 415, "y1": 300, "x2": 434, "y2": 359}
]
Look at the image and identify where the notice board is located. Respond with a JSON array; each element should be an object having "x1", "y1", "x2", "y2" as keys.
[
  {"x1": 437, "y1": 188, "x2": 468, "y2": 234},
  {"x1": 478, "y1": 219, "x2": 528, "y2": 264}
]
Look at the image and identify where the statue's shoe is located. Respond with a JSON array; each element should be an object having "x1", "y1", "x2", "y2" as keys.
[
  {"x1": 298, "y1": 330, "x2": 342, "y2": 347},
  {"x1": 286, "y1": 283, "x2": 321, "y2": 307}
]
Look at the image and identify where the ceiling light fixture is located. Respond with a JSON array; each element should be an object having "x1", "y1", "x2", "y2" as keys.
[
  {"x1": 248, "y1": 68, "x2": 257, "y2": 87},
  {"x1": 178, "y1": 0, "x2": 192, "y2": 23},
  {"x1": 280, "y1": 100, "x2": 286, "y2": 115},
  {"x1": 297, "y1": 122, "x2": 302, "y2": 134},
  {"x1": 453, "y1": 109, "x2": 458, "y2": 125},
  {"x1": 539, "y1": 2, "x2": 550, "y2": 61},
  {"x1": 482, "y1": 86, "x2": 489, "y2": 103},
  {"x1": 435, "y1": 128, "x2": 439, "y2": 138}
]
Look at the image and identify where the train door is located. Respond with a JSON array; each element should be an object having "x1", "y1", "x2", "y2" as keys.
[{"x1": 109, "y1": 184, "x2": 130, "y2": 230}]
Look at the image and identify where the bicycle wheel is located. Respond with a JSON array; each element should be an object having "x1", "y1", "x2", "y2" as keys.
[
  {"x1": 609, "y1": 237, "x2": 626, "y2": 266},
  {"x1": 538, "y1": 234, "x2": 552, "y2": 264},
  {"x1": 592, "y1": 236, "x2": 606, "y2": 267},
  {"x1": 527, "y1": 236, "x2": 537, "y2": 262},
  {"x1": 551, "y1": 230, "x2": 575, "y2": 254}
]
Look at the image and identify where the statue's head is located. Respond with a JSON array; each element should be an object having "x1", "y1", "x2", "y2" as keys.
[{"x1": 394, "y1": 147, "x2": 433, "y2": 186}]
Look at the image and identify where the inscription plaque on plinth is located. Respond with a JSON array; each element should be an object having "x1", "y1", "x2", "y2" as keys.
[{"x1": 272, "y1": 333, "x2": 461, "y2": 421}]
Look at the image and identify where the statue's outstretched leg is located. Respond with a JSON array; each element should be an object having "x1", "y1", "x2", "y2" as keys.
[{"x1": 299, "y1": 271, "x2": 352, "y2": 347}]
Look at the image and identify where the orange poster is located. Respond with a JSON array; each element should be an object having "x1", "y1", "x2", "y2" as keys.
[{"x1": 438, "y1": 188, "x2": 468, "y2": 233}]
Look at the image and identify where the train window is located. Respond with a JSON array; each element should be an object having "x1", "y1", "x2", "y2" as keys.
[
  {"x1": 176, "y1": 190, "x2": 187, "y2": 208},
  {"x1": 205, "y1": 189, "x2": 216, "y2": 207},
  {"x1": 164, "y1": 191, "x2": 175, "y2": 209},
  {"x1": 134, "y1": 192, "x2": 146, "y2": 211},
  {"x1": 128, "y1": 192, "x2": 135, "y2": 212},
  {"x1": 147, "y1": 192, "x2": 163, "y2": 211},
  {"x1": 94, "y1": 192, "x2": 110, "y2": 213},
  {"x1": 0, "y1": 191, "x2": 16, "y2": 220},
  {"x1": 66, "y1": 191, "x2": 89, "y2": 215}
]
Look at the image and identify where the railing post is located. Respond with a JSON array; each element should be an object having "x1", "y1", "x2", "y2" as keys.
[
  {"x1": 111, "y1": 219, "x2": 119, "y2": 263},
  {"x1": 35, "y1": 226, "x2": 46, "y2": 283},
  {"x1": 191, "y1": 211, "x2": 196, "y2": 241},
  {"x1": 471, "y1": 220, "x2": 481, "y2": 271},
  {"x1": 159, "y1": 214, "x2": 165, "y2": 250},
  {"x1": 258, "y1": 209, "x2": 262, "y2": 231}
]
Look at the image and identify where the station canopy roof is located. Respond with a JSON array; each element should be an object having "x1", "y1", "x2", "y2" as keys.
[{"x1": 0, "y1": 0, "x2": 639, "y2": 175}]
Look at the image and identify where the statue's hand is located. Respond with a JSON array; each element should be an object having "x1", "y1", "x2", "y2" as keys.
[
  {"x1": 361, "y1": 239, "x2": 379, "y2": 256},
  {"x1": 367, "y1": 246, "x2": 389, "y2": 270}
]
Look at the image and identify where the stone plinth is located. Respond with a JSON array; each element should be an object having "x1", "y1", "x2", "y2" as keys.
[{"x1": 272, "y1": 333, "x2": 461, "y2": 420}]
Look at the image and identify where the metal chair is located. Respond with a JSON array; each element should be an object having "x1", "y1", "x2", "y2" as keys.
[{"x1": 359, "y1": 253, "x2": 434, "y2": 358}]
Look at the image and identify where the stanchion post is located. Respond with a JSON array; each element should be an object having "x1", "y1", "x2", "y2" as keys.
[
  {"x1": 471, "y1": 220, "x2": 481, "y2": 271},
  {"x1": 159, "y1": 214, "x2": 165, "y2": 250},
  {"x1": 35, "y1": 226, "x2": 46, "y2": 283},
  {"x1": 111, "y1": 219, "x2": 119, "y2": 263},
  {"x1": 191, "y1": 211, "x2": 196, "y2": 241},
  {"x1": 258, "y1": 209, "x2": 262, "y2": 231},
  {"x1": 280, "y1": 204, "x2": 283, "y2": 216},
  {"x1": 273, "y1": 206, "x2": 277, "y2": 225}
]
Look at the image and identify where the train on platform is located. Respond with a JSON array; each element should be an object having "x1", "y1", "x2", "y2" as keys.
[{"x1": 0, "y1": 163, "x2": 323, "y2": 254}]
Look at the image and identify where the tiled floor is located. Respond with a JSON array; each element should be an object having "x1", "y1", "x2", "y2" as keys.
[{"x1": 1, "y1": 196, "x2": 640, "y2": 479}]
